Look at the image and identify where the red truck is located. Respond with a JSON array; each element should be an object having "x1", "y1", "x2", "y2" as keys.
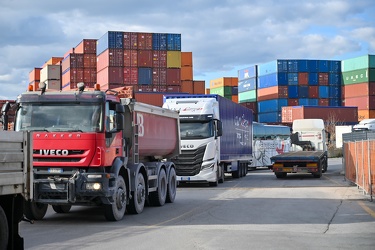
[{"x1": 3, "y1": 83, "x2": 180, "y2": 221}]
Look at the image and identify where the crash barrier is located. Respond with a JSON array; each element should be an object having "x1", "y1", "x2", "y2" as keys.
[{"x1": 343, "y1": 139, "x2": 375, "y2": 200}]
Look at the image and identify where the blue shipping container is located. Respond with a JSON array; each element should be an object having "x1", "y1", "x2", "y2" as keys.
[
  {"x1": 238, "y1": 65, "x2": 257, "y2": 81},
  {"x1": 318, "y1": 86, "x2": 329, "y2": 98},
  {"x1": 329, "y1": 86, "x2": 341, "y2": 98},
  {"x1": 258, "y1": 72, "x2": 288, "y2": 89},
  {"x1": 329, "y1": 61, "x2": 341, "y2": 72},
  {"x1": 138, "y1": 68, "x2": 152, "y2": 85},
  {"x1": 167, "y1": 34, "x2": 181, "y2": 51},
  {"x1": 258, "y1": 99, "x2": 288, "y2": 113},
  {"x1": 329, "y1": 98, "x2": 341, "y2": 106},
  {"x1": 329, "y1": 73, "x2": 341, "y2": 85},
  {"x1": 298, "y1": 86, "x2": 309, "y2": 98},
  {"x1": 258, "y1": 60, "x2": 288, "y2": 76},
  {"x1": 318, "y1": 60, "x2": 329, "y2": 72},
  {"x1": 258, "y1": 112, "x2": 281, "y2": 123},
  {"x1": 298, "y1": 60, "x2": 309, "y2": 72},
  {"x1": 97, "y1": 31, "x2": 123, "y2": 56},
  {"x1": 238, "y1": 78, "x2": 256, "y2": 92},
  {"x1": 309, "y1": 99, "x2": 319, "y2": 106},
  {"x1": 288, "y1": 60, "x2": 299, "y2": 72},
  {"x1": 308, "y1": 73, "x2": 318, "y2": 85},
  {"x1": 309, "y1": 60, "x2": 319, "y2": 72},
  {"x1": 288, "y1": 73, "x2": 298, "y2": 85},
  {"x1": 152, "y1": 33, "x2": 167, "y2": 50},
  {"x1": 288, "y1": 86, "x2": 299, "y2": 98},
  {"x1": 232, "y1": 86, "x2": 238, "y2": 95},
  {"x1": 298, "y1": 98, "x2": 310, "y2": 106}
]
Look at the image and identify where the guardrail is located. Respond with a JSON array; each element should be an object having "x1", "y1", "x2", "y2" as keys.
[{"x1": 343, "y1": 139, "x2": 374, "y2": 201}]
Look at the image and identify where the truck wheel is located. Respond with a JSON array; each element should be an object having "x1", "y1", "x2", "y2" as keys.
[
  {"x1": 219, "y1": 165, "x2": 225, "y2": 184},
  {"x1": 104, "y1": 176, "x2": 127, "y2": 221},
  {"x1": 150, "y1": 168, "x2": 167, "y2": 206},
  {"x1": 24, "y1": 201, "x2": 48, "y2": 220},
  {"x1": 0, "y1": 206, "x2": 9, "y2": 250},
  {"x1": 127, "y1": 172, "x2": 146, "y2": 214},
  {"x1": 52, "y1": 205, "x2": 72, "y2": 213},
  {"x1": 166, "y1": 167, "x2": 177, "y2": 203}
]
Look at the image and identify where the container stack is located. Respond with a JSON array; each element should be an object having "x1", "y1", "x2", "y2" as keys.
[
  {"x1": 40, "y1": 64, "x2": 62, "y2": 90},
  {"x1": 28, "y1": 68, "x2": 42, "y2": 91},
  {"x1": 256, "y1": 59, "x2": 341, "y2": 123},
  {"x1": 209, "y1": 77, "x2": 238, "y2": 102},
  {"x1": 237, "y1": 65, "x2": 257, "y2": 120},
  {"x1": 341, "y1": 54, "x2": 375, "y2": 121}
]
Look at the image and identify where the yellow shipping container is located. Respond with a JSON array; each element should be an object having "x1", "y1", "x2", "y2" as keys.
[
  {"x1": 209, "y1": 77, "x2": 238, "y2": 89},
  {"x1": 167, "y1": 51, "x2": 181, "y2": 68}
]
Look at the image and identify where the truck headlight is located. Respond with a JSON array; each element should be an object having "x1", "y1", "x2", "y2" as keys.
[
  {"x1": 86, "y1": 183, "x2": 102, "y2": 190},
  {"x1": 201, "y1": 163, "x2": 214, "y2": 171}
]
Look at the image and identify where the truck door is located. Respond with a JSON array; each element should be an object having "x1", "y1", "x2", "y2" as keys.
[{"x1": 104, "y1": 101, "x2": 123, "y2": 165}]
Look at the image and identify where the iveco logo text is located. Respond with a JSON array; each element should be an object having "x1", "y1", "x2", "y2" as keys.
[
  {"x1": 181, "y1": 145, "x2": 194, "y2": 149},
  {"x1": 39, "y1": 149, "x2": 69, "y2": 156}
]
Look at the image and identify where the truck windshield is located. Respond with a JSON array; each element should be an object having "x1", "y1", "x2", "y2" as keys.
[
  {"x1": 15, "y1": 103, "x2": 103, "y2": 132},
  {"x1": 180, "y1": 120, "x2": 214, "y2": 139}
]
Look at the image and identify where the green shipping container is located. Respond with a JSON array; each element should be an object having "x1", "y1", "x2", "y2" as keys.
[
  {"x1": 209, "y1": 86, "x2": 232, "y2": 96},
  {"x1": 239, "y1": 90, "x2": 256, "y2": 102},
  {"x1": 341, "y1": 54, "x2": 375, "y2": 72},
  {"x1": 342, "y1": 68, "x2": 375, "y2": 85}
]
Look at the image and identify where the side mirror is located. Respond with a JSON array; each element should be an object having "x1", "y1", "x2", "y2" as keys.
[{"x1": 216, "y1": 120, "x2": 223, "y2": 137}]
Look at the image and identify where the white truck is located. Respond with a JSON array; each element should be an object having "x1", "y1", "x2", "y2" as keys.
[
  {"x1": 352, "y1": 118, "x2": 375, "y2": 131},
  {"x1": 0, "y1": 129, "x2": 33, "y2": 249},
  {"x1": 271, "y1": 119, "x2": 328, "y2": 178},
  {"x1": 163, "y1": 94, "x2": 253, "y2": 186}
]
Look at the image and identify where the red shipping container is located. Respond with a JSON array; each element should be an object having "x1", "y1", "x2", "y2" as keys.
[
  {"x1": 123, "y1": 50, "x2": 138, "y2": 67},
  {"x1": 308, "y1": 86, "x2": 319, "y2": 98},
  {"x1": 134, "y1": 92, "x2": 164, "y2": 107},
  {"x1": 166, "y1": 68, "x2": 181, "y2": 85},
  {"x1": 193, "y1": 80, "x2": 205, "y2": 94},
  {"x1": 138, "y1": 50, "x2": 153, "y2": 67},
  {"x1": 62, "y1": 54, "x2": 84, "y2": 72},
  {"x1": 288, "y1": 99, "x2": 299, "y2": 106},
  {"x1": 344, "y1": 96, "x2": 375, "y2": 110},
  {"x1": 97, "y1": 49, "x2": 124, "y2": 72},
  {"x1": 318, "y1": 73, "x2": 329, "y2": 85},
  {"x1": 298, "y1": 72, "x2": 308, "y2": 85},
  {"x1": 83, "y1": 68, "x2": 97, "y2": 83},
  {"x1": 152, "y1": 50, "x2": 167, "y2": 68},
  {"x1": 167, "y1": 85, "x2": 181, "y2": 92},
  {"x1": 181, "y1": 80, "x2": 193, "y2": 94},
  {"x1": 158, "y1": 85, "x2": 167, "y2": 92},
  {"x1": 239, "y1": 102, "x2": 257, "y2": 114},
  {"x1": 282, "y1": 106, "x2": 358, "y2": 123},
  {"x1": 100, "y1": 83, "x2": 124, "y2": 90},
  {"x1": 75, "y1": 39, "x2": 97, "y2": 54},
  {"x1": 137, "y1": 33, "x2": 153, "y2": 50},
  {"x1": 97, "y1": 67, "x2": 123, "y2": 86},
  {"x1": 83, "y1": 54, "x2": 97, "y2": 68},
  {"x1": 318, "y1": 99, "x2": 329, "y2": 106},
  {"x1": 61, "y1": 68, "x2": 84, "y2": 85},
  {"x1": 123, "y1": 67, "x2": 138, "y2": 85},
  {"x1": 137, "y1": 85, "x2": 153, "y2": 92},
  {"x1": 123, "y1": 32, "x2": 138, "y2": 50},
  {"x1": 343, "y1": 82, "x2": 375, "y2": 98},
  {"x1": 257, "y1": 86, "x2": 288, "y2": 101}
]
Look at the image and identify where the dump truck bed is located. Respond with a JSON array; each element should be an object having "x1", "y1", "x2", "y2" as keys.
[{"x1": 271, "y1": 151, "x2": 326, "y2": 163}]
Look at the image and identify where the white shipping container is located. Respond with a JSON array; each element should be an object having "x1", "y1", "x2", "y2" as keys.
[
  {"x1": 45, "y1": 80, "x2": 61, "y2": 90},
  {"x1": 335, "y1": 125, "x2": 353, "y2": 148},
  {"x1": 40, "y1": 65, "x2": 61, "y2": 82}
]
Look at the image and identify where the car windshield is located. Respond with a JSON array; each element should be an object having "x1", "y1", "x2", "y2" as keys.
[
  {"x1": 180, "y1": 120, "x2": 214, "y2": 139},
  {"x1": 15, "y1": 103, "x2": 103, "y2": 132}
]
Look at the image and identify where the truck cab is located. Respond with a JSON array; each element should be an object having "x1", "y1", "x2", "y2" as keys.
[{"x1": 352, "y1": 119, "x2": 375, "y2": 131}]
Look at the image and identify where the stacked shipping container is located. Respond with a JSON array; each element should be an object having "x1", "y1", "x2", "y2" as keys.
[
  {"x1": 255, "y1": 59, "x2": 341, "y2": 123},
  {"x1": 341, "y1": 55, "x2": 375, "y2": 120},
  {"x1": 237, "y1": 66, "x2": 257, "y2": 120},
  {"x1": 209, "y1": 77, "x2": 238, "y2": 102}
]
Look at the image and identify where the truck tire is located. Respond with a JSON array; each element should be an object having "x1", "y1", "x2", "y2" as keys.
[
  {"x1": 166, "y1": 167, "x2": 177, "y2": 203},
  {"x1": 149, "y1": 168, "x2": 167, "y2": 206},
  {"x1": 0, "y1": 206, "x2": 9, "y2": 250},
  {"x1": 24, "y1": 201, "x2": 48, "y2": 220},
  {"x1": 127, "y1": 172, "x2": 146, "y2": 214},
  {"x1": 275, "y1": 173, "x2": 287, "y2": 179},
  {"x1": 104, "y1": 176, "x2": 127, "y2": 221},
  {"x1": 218, "y1": 165, "x2": 225, "y2": 184},
  {"x1": 52, "y1": 205, "x2": 72, "y2": 213}
]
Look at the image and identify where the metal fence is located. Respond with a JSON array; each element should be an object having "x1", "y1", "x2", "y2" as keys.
[{"x1": 343, "y1": 134, "x2": 375, "y2": 201}]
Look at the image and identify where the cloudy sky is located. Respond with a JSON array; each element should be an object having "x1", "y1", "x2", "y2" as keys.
[{"x1": 1, "y1": 0, "x2": 374, "y2": 100}]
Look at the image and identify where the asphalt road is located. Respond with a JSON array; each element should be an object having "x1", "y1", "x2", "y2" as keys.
[{"x1": 20, "y1": 158, "x2": 375, "y2": 250}]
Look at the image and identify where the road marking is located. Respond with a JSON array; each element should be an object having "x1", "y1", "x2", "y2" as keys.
[{"x1": 358, "y1": 201, "x2": 375, "y2": 219}]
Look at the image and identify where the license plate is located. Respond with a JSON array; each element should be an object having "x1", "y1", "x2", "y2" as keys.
[
  {"x1": 48, "y1": 168, "x2": 63, "y2": 173},
  {"x1": 283, "y1": 168, "x2": 292, "y2": 172},
  {"x1": 180, "y1": 176, "x2": 190, "y2": 181}
]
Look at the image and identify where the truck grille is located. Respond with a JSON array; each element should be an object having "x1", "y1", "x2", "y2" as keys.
[{"x1": 172, "y1": 145, "x2": 206, "y2": 176}]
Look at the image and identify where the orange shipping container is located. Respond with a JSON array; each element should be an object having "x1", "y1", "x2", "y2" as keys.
[
  {"x1": 298, "y1": 72, "x2": 308, "y2": 85},
  {"x1": 257, "y1": 86, "x2": 288, "y2": 101},
  {"x1": 231, "y1": 95, "x2": 238, "y2": 103},
  {"x1": 344, "y1": 96, "x2": 375, "y2": 110},
  {"x1": 205, "y1": 88, "x2": 210, "y2": 94},
  {"x1": 29, "y1": 68, "x2": 42, "y2": 83},
  {"x1": 45, "y1": 57, "x2": 63, "y2": 66},
  {"x1": 75, "y1": 39, "x2": 97, "y2": 54},
  {"x1": 134, "y1": 92, "x2": 164, "y2": 107},
  {"x1": 358, "y1": 109, "x2": 375, "y2": 121},
  {"x1": 181, "y1": 80, "x2": 194, "y2": 94},
  {"x1": 193, "y1": 80, "x2": 205, "y2": 94},
  {"x1": 181, "y1": 52, "x2": 193, "y2": 66},
  {"x1": 181, "y1": 66, "x2": 193, "y2": 80},
  {"x1": 343, "y1": 82, "x2": 375, "y2": 98}
]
